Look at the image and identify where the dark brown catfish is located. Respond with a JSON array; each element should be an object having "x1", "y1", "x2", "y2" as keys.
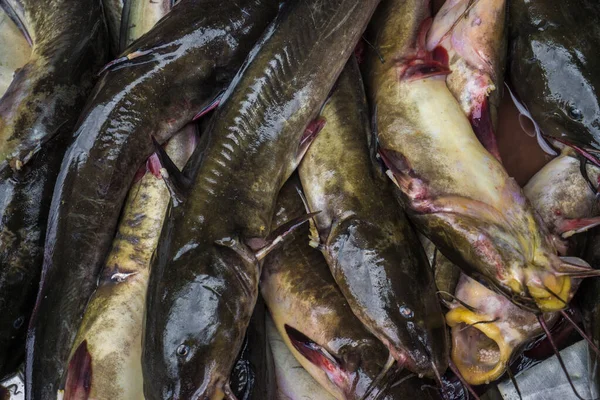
[
  {"x1": 298, "y1": 58, "x2": 447, "y2": 378},
  {"x1": 509, "y1": 0, "x2": 600, "y2": 153},
  {"x1": 0, "y1": 0, "x2": 107, "y2": 381},
  {"x1": 0, "y1": 0, "x2": 107, "y2": 178},
  {"x1": 143, "y1": 0, "x2": 381, "y2": 397},
  {"x1": 261, "y1": 178, "x2": 441, "y2": 400},
  {"x1": 25, "y1": 1, "x2": 279, "y2": 398}
]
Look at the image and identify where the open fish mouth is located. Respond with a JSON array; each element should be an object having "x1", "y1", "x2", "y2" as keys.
[{"x1": 446, "y1": 307, "x2": 511, "y2": 385}]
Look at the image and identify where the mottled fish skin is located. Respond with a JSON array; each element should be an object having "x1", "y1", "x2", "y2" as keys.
[
  {"x1": 62, "y1": 128, "x2": 195, "y2": 400},
  {"x1": 143, "y1": 0, "x2": 381, "y2": 397},
  {"x1": 298, "y1": 59, "x2": 447, "y2": 378},
  {"x1": 427, "y1": 0, "x2": 507, "y2": 160},
  {"x1": 0, "y1": 0, "x2": 107, "y2": 177},
  {"x1": 365, "y1": 0, "x2": 579, "y2": 314},
  {"x1": 447, "y1": 152, "x2": 598, "y2": 385},
  {"x1": 0, "y1": 9, "x2": 30, "y2": 97},
  {"x1": 509, "y1": 0, "x2": 600, "y2": 151},
  {"x1": 25, "y1": 1, "x2": 279, "y2": 398},
  {"x1": 261, "y1": 179, "x2": 441, "y2": 400},
  {"x1": 0, "y1": 0, "x2": 107, "y2": 381}
]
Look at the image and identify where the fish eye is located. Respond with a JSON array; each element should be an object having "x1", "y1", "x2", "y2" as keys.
[
  {"x1": 567, "y1": 105, "x2": 583, "y2": 121},
  {"x1": 176, "y1": 344, "x2": 189, "y2": 357}
]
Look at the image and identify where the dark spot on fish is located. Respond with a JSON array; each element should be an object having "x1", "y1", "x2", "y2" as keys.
[{"x1": 64, "y1": 340, "x2": 93, "y2": 399}]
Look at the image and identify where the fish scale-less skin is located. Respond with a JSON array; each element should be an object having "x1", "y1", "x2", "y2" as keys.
[
  {"x1": 298, "y1": 59, "x2": 447, "y2": 377},
  {"x1": 447, "y1": 152, "x2": 598, "y2": 385},
  {"x1": 365, "y1": 0, "x2": 574, "y2": 314},
  {"x1": 0, "y1": 0, "x2": 106, "y2": 177},
  {"x1": 25, "y1": 1, "x2": 278, "y2": 398},
  {"x1": 0, "y1": 0, "x2": 107, "y2": 381},
  {"x1": 262, "y1": 179, "x2": 441, "y2": 400},
  {"x1": 143, "y1": 0, "x2": 381, "y2": 397},
  {"x1": 64, "y1": 129, "x2": 195, "y2": 400},
  {"x1": 509, "y1": 0, "x2": 600, "y2": 152},
  {"x1": 427, "y1": 0, "x2": 506, "y2": 159}
]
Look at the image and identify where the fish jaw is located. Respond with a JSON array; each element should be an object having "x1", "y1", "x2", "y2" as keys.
[{"x1": 446, "y1": 274, "x2": 557, "y2": 385}]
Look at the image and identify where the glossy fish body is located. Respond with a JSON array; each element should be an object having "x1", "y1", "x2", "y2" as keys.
[
  {"x1": 26, "y1": 1, "x2": 279, "y2": 398},
  {"x1": 143, "y1": 0, "x2": 381, "y2": 396},
  {"x1": 448, "y1": 153, "x2": 598, "y2": 384},
  {"x1": 365, "y1": 0, "x2": 577, "y2": 314},
  {"x1": 298, "y1": 59, "x2": 447, "y2": 377},
  {"x1": 266, "y1": 314, "x2": 336, "y2": 400},
  {"x1": 0, "y1": 9, "x2": 30, "y2": 97},
  {"x1": 0, "y1": 0, "x2": 107, "y2": 177},
  {"x1": 0, "y1": 0, "x2": 107, "y2": 381},
  {"x1": 509, "y1": 0, "x2": 600, "y2": 151},
  {"x1": 427, "y1": 0, "x2": 507, "y2": 160},
  {"x1": 261, "y1": 179, "x2": 440, "y2": 400},
  {"x1": 62, "y1": 129, "x2": 195, "y2": 400}
]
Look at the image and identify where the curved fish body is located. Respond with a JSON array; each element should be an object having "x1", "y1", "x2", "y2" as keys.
[
  {"x1": 266, "y1": 313, "x2": 336, "y2": 400},
  {"x1": 364, "y1": 0, "x2": 580, "y2": 314},
  {"x1": 0, "y1": 9, "x2": 30, "y2": 97},
  {"x1": 143, "y1": 0, "x2": 381, "y2": 397},
  {"x1": 427, "y1": 0, "x2": 507, "y2": 160},
  {"x1": 448, "y1": 152, "x2": 599, "y2": 385},
  {"x1": 298, "y1": 59, "x2": 447, "y2": 377},
  {"x1": 0, "y1": 0, "x2": 107, "y2": 177},
  {"x1": 509, "y1": 0, "x2": 600, "y2": 152},
  {"x1": 26, "y1": 1, "x2": 279, "y2": 398},
  {"x1": 62, "y1": 129, "x2": 196, "y2": 400},
  {"x1": 0, "y1": 0, "x2": 107, "y2": 381},
  {"x1": 120, "y1": 0, "x2": 173, "y2": 51},
  {"x1": 261, "y1": 179, "x2": 440, "y2": 400}
]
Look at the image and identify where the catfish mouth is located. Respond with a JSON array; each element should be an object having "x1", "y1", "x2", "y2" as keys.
[
  {"x1": 446, "y1": 309, "x2": 511, "y2": 385},
  {"x1": 285, "y1": 325, "x2": 353, "y2": 395}
]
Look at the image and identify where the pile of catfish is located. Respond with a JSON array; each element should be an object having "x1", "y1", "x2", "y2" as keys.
[{"x1": 1, "y1": 0, "x2": 600, "y2": 398}]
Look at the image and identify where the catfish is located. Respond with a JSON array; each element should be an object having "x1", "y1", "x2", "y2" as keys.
[
  {"x1": 364, "y1": 0, "x2": 591, "y2": 314},
  {"x1": 0, "y1": 0, "x2": 107, "y2": 381},
  {"x1": 62, "y1": 129, "x2": 196, "y2": 400},
  {"x1": 298, "y1": 58, "x2": 447, "y2": 378},
  {"x1": 143, "y1": 0, "x2": 381, "y2": 396},
  {"x1": 509, "y1": 0, "x2": 600, "y2": 155},
  {"x1": 26, "y1": 1, "x2": 279, "y2": 398},
  {"x1": 261, "y1": 178, "x2": 441, "y2": 400}
]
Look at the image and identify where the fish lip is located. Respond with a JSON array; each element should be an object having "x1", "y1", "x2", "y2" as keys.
[{"x1": 446, "y1": 308, "x2": 510, "y2": 385}]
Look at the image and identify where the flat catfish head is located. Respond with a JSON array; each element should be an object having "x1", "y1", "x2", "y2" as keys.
[
  {"x1": 143, "y1": 238, "x2": 259, "y2": 399},
  {"x1": 325, "y1": 218, "x2": 448, "y2": 379},
  {"x1": 511, "y1": 31, "x2": 600, "y2": 150}
]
